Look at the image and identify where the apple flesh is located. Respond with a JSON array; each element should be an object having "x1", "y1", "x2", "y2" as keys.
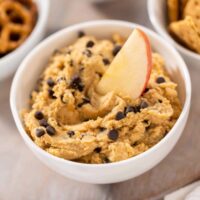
[{"x1": 97, "y1": 28, "x2": 152, "y2": 99}]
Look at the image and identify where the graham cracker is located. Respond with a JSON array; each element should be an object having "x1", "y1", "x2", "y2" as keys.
[
  {"x1": 167, "y1": 0, "x2": 179, "y2": 22},
  {"x1": 183, "y1": 0, "x2": 200, "y2": 29},
  {"x1": 169, "y1": 16, "x2": 200, "y2": 53}
]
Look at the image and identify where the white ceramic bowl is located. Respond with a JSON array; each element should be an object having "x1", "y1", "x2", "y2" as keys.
[
  {"x1": 0, "y1": 0, "x2": 49, "y2": 81},
  {"x1": 148, "y1": 0, "x2": 200, "y2": 67},
  {"x1": 10, "y1": 20, "x2": 191, "y2": 184}
]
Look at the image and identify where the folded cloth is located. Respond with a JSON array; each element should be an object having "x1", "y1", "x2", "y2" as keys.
[
  {"x1": 164, "y1": 181, "x2": 200, "y2": 200},
  {"x1": 185, "y1": 186, "x2": 200, "y2": 200}
]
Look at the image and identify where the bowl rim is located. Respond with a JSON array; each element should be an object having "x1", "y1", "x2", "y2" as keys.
[
  {"x1": 147, "y1": 0, "x2": 200, "y2": 61},
  {"x1": 0, "y1": 0, "x2": 49, "y2": 63},
  {"x1": 10, "y1": 20, "x2": 191, "y2": 168}
]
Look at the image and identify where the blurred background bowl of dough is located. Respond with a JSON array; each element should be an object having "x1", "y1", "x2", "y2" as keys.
[
  {"x1": 0, "y1": 0, "x2": 49, "y2": 81},
  {"x1": 10, "y1": 20, "x2": 191, "y2": 184},
  {"x1": 148, "y1": 0, "x2": 200, "y2": 68}
]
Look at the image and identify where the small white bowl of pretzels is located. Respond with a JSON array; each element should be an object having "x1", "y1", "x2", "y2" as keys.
[{"x1": 0, "y1": 0, "x2": 49, "y2": 81}]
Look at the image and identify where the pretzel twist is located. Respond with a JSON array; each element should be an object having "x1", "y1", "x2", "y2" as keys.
[{"x1": 0, "y1": 0, "x2": 37, "y2": 54}]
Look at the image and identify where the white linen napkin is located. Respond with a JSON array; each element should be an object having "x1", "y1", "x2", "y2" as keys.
[
  {"x1": 185, "y1": 186, "x2": 200, "y2": 200},
  {"x1": 164, "y1": 181, "x2": 200, "y2": 200}
]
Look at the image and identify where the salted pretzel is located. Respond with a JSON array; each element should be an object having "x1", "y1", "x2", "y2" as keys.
[
  {"x1": 0, "y1": 0, "x2": 37, "y2": 54},
  {"x1": 12, "y1": 0, "x2": 37, "y2": 25}
]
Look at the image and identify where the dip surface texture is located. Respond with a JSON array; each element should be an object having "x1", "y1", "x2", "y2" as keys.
[{"x1": 22, "y1": 34, "x2": 182, "y2": 164}]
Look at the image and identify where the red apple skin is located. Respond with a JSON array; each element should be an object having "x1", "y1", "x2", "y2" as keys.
[
  {"x1": 136, "y1": 29, "x2": 152, "y2": 96},
  {"x1": 97, "y1": 28, "x2": 152, "y2": 99}
]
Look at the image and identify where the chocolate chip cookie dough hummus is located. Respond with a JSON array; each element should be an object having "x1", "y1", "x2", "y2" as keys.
[{"x1": 22, "y1": 30, "x2": 181, "y2": 164}]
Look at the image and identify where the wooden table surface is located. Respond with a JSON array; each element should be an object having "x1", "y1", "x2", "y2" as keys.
[{"x1": 1, "y1": 0, "x2": 200, "y2": 200}]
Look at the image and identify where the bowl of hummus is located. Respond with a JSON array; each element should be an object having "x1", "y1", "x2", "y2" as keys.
[{"x1": 10, "y1": 20, "x2": 191, "y2": 184}]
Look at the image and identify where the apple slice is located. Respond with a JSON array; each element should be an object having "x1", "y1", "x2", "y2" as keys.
[{"x1": 97, "y1": 28, "x2": 152, "y2": 99}]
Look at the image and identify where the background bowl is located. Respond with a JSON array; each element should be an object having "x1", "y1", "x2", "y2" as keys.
[
  {"x1": 0, "y1": 0, "x2": 49, "y2": 81},
  {"x1": 148, "y1": 0, "x2": 200, "y2": 67},
  {"x1": 10, "y1": 20, "x2": 191, "y2": 184}
]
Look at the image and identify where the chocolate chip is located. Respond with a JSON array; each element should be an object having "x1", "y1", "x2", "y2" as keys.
[
  {"x1": 143, "y1": 119, "x2": 149, "y2": 124},
  {"x1": 99, "y1": 127, "x2": 106, "y2": 132},
  {"x1": 115, "y1": 111, "x2": 125, "y2": 120},
  {"x1": 60, "y1": 95, "x2": 67, "y2": 104},
  {"x1": 124, "y1": 106, "x2": 140, "y2": 114},
  {"x1": 156, "y1": 76, "x2": 165, "y2": 84},
  {"x1": 108, "y1": 129, "x2": 119, "y2": 141},
  {"x1": 97, "y1": 72, "x2": 102, "y2": 78},
  {"x1": 140, "y1": 101, "x2": 148, "y2": 109},
  {"x1": 77, "y1": 97, "x2": 90, "y2": 107},
  {"x1": 124, "y1": 106, "x2": 135, "y2": 114},
  {"x1": 103, "y1": 157, "x2": 110, "y2": 163},
  {"x1": 39, "y1": 119, "x2": 49, "y2": 127},
  {"x1": 34, "y1": 111, "x2": 44, "y2": 120},
  {"x1": 67, "y1": 130, "x2": 75, "y2": 137},
  {"x1": 69, "y1": 75, "x2": 84, "y2": 92},
  {"x1": 158, "y1": 99, "x2": 163, "y2": 103},
  {"x1": 102, "y1": 58, "x2": 110, "y2": 65},
  {"x1": 84, "y1": 97, "x2": 90, "y2": 103},
  {"x1": 94, "y1": 147, "x2": 101, "y2": 153},
  {"x1": 83, "y1": 49, "x2": 92, "y2": 57},
  {"x1": 112, "y1": 45, "x2": 121, "y2": 56},
  {"x1": 46, "y1": 125, "x2": 56, "y2": 136},
  {"x1": 86, "y1": 40, "x2": 94, "y2": 48},
  {"x1": 78, "y1": 30, "x2": 85, "y2": 38},
  {"x1": 47, "y1": 78, "x2": 55, "y2": 87},
  {"x1": 135, "y1": 106, "x2": 141, "y2": 113},
  {"x1": 57, "y1": 77, "x2": 66, "y2": 82},
  {"x1": 131, "y1": 142, "x2": 138, "y2": 147},
  {"x1": 48, "y1": 89, "x2": 57, "y2": 99},
  {"x1": 69, "y1": 60, "x2": 73, "y2": 67},
  {"x1": 35, "y1": 128, "x2": 45, "y2": 137}
]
